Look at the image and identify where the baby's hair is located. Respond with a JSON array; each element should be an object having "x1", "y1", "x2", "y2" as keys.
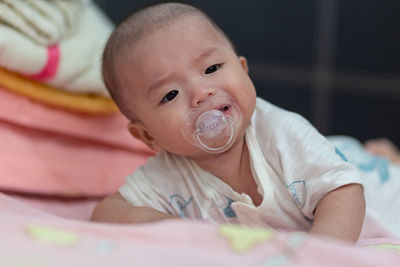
[{"x1": 102, "y1": 2, "x2": 236, "y2": 120}]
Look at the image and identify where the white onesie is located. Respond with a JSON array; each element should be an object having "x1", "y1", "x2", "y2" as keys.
[{"x1": 119, "y1": 98, "x2": 363, "y2": 231}]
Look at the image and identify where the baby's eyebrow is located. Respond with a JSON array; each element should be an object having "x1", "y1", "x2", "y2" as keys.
[
  {"x1": 192, "y1": 47, "x2": 220, "y2": 65},
  {"x1": 146, "y1": 47, "x2": 221, "y2": 96},
  {"x1": 147, "y1": 74, "x2": 174, "y2": 97}
]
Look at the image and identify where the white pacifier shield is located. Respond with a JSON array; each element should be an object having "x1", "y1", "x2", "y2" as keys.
[{"x1": 180, "y1": 96, "x2": 241, "y2": 154}]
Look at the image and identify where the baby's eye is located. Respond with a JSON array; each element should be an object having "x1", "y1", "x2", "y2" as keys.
[
  {"x1": 205, "y1": 64, "x2": 221, "y2": 75},
  {"x1": 161, "y1": 90, "x2": 179, "y2": 104}
]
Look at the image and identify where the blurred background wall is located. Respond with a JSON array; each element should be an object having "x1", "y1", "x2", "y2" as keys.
[{"x1": 95, "y1": 0, "x2": 400, "y2": 146}]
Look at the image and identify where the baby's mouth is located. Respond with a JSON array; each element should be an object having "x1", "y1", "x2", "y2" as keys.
[{"x1": 218, "y1": 105, "x2": 231, "y2": 114}]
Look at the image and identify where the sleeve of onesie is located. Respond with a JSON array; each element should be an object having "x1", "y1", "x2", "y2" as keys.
[
  {"x1": 118, "y1": 156, "x2": 176, "y2": 215},
  {"x1": 259, "y1": 102, "x2": 364, "y2": 219}
]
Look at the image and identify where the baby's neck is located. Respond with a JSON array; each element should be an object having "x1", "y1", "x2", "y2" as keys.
[{"x1": 194, "y1": 138, "x2": 254, "y2": 195}]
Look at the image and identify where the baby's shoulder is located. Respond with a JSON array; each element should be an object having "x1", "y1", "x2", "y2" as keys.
[
  {"x1": 253, "y1": 97, "x2": 311, "y2": 132},
  {"x1": 135, "y1": 151, "x2": 193, "y2": 182}
]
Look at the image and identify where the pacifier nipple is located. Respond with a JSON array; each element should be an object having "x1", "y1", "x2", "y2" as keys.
[{"x1": 193, "y1": 109, "x2": 235, "y2": 153}]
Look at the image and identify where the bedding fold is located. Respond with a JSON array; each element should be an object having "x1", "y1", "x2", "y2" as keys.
[
  {"x1": 0, "y1": 0, "x2": 113, "y2": 96},
  {"x1": 0, "y1": 86, "x2": 154, "y2": 197}
]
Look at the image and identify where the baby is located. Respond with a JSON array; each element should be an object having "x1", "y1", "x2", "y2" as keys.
[{"x1": 91, "y1": 2, "x2": 365, "y2": 243}]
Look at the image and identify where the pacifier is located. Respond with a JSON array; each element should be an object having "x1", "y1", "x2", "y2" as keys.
[{"x1": 181, "y1": 96, "x2": 241, "y2": 154}]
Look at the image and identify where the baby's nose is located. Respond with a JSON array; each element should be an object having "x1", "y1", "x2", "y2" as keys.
[{"x1": 191, "y1": 87, "x2": 216, "y2": 107}]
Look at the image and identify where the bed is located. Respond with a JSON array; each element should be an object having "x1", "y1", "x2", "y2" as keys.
[
  {"x1": 1, "y1": 1, "x2": 399, "y2": 266},
  {"x1": 1, "y1": 77, "x2": 400, "y2": 267},
  {"x1": 1, "y1": 192, "x2": 400, "y2": 266}
]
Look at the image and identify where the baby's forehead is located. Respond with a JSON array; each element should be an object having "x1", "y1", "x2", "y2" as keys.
[
  {"x1": 113, "y1": 15, "x2": 232, "y2": 85},
  {"x1": 125, "y1": 17, "x2": 221, "y2": 57},
  {"x1": 150, "y1": 15, "x2": 220, "y2": 41}
]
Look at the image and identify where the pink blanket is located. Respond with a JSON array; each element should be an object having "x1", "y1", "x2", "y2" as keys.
[
  {"x1": 0, "y1": 87, "x2": 154, "y2": 196},
  {"x1": 1, "y1": 193, "x2": 399, "y2": 267}
]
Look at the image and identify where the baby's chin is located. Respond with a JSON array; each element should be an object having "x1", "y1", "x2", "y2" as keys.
[
  {"x1": 188, "y1": 132, "x2": 247, "y2": 160},
  {"x1": 164, "y1": 143, "x2": 203, "y2": 157}
]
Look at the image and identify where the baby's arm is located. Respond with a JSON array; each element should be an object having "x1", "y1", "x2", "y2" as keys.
[
  {"x1": 91, "y1": 192, "x2": 180, "y2": 224},
  {"x1": 309, "y1": 183, "x2": 365, "y2": 244}
]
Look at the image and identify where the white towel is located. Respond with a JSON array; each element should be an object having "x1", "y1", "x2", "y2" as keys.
[
  {"x1": 0, "y1": 0, "x2": 113, "y2": 96},
  {"x1": 0, "y1": 0, "x2": 81, "y2": 45}
]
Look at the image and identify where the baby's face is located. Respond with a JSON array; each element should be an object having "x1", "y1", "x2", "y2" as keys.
[{"x1": 119, "y1": 16, "x2": 256, "y2": 159}]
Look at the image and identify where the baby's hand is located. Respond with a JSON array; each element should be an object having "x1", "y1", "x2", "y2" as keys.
[{"x1": 364, "y1": 138, "x2": 400, "y2": 164}]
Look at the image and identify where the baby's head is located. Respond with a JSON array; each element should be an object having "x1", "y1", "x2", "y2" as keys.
[{"x1": 102, "y1": 2, "x2": 257, "y2": 159}]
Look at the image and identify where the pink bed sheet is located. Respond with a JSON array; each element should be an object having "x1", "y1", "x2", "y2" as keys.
[
  {"x1": 1, "y1": 192, "x2": 399, "y2": 267},
  {"x1": 6, "y1": 193, "x2": 100, "y2": 221}
]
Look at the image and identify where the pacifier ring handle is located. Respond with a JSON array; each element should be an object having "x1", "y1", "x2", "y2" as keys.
[{"x1": 193, "y1": 119, "x2": 235, "y2": 154}]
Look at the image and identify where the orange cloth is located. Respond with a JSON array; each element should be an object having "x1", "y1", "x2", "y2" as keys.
[{"x1": 0, "y1": 67, "x2": 118, "y2": 114}]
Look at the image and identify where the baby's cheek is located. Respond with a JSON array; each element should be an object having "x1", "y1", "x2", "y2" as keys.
[{"x1": 163, "y1": 129, "x2": 192, "y2": 150}]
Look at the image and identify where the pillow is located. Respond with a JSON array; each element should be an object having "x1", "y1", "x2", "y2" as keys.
[{"x1": 0, "y1": 86, "x2": 154, "y2": 197}]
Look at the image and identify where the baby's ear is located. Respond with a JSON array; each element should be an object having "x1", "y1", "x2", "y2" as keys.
[
  {"x1": 239, "y1": 56, "x2": 249, "y2": 73},
  {"x1": 128, "y1": 122, "x2": 163, "y2": 152}
]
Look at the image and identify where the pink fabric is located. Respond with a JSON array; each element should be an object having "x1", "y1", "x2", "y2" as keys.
[
  {"x1": 0, "y1": 87, "x2": 154, "y2": 196},
  {"x1": 0, "y1": 193, "x2": 399, "y2": 267},
  {"x1": 29, "y1": 45, "x2": 60, "y2": 81}
]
